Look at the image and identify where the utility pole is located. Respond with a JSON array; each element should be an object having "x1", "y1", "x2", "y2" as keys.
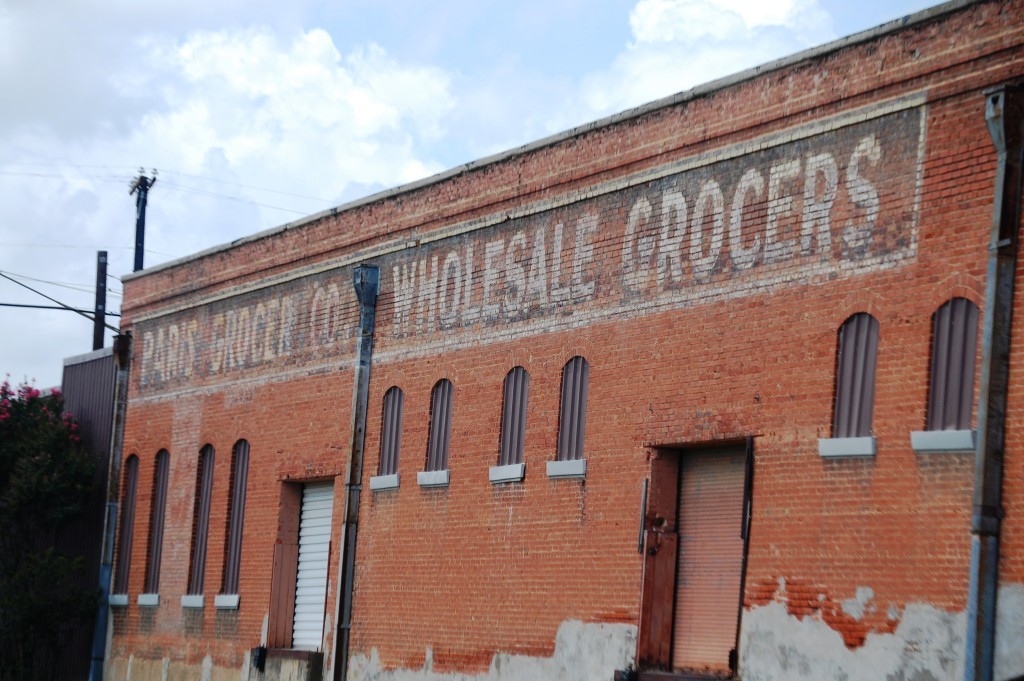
[
  {"x1": 93, "y1": 251, "x2": 108, "y2": 350},
  {"x1": 129, "y1": 169, "x2": 157, "y2": 272}
]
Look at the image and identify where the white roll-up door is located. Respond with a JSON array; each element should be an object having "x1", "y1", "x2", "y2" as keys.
[{"x1": 292, "y1": 482, "x2": 334, "y2": 650}]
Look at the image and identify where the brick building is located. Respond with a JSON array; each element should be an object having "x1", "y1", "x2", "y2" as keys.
[{"x1": 106, "y1": 1, "x2": 1024, "y2": 679}]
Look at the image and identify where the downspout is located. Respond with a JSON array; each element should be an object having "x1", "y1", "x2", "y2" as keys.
[
  {"x1": 333, "y1": 265, "x2": 379, "y2": 681},
  {"x1": 964, "y1": 84, "x2": 1023, "y2": 681},
  {"x1": 88, "y1": 332, "x2": 133, "y2": 681}
]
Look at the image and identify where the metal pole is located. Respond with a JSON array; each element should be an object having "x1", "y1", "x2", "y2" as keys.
[
  {"x1": 130, "y1": 174, "x2": 155, "y2": 272},
  {"x1": 332, "y1": 265, "x2": 379, "y2": 681},
  {"x1": 93, "y1": 251, "x2": 107, "y2": 350},
  {"x1": 964, "y1": 83, "x2": 1023, "y2": 681}
]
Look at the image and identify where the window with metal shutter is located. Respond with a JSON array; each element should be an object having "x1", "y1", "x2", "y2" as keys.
[
  {"x1": 113, "y1": 455, "x2": 139, "y2": 595},
  {"x1": 221, "y1": 440, "x2": 249, "y2": 596},
  {"x1": 499, "y1": 367, "x2": 529, "y2": 466},
  {"x1": 291, "y1": 482, "x2": 334, "y2": 650},
  {"x1": 927, "y1": 297, "x2": 979, "y2": 431},
  {"x1": 426, "y1": 379, "x2": 453, "y2": 472},
  {"x1": 144, "y1": 449, "x2": 170, "y2": 594},
  {"x1": 557, "y1": 356, "x2": 589, "y2": 461},
  {"x1": 379, "y1": 387, "x2": 404, "y2": 476},
  {"x1": 833, "y1": 313, "x2": 879, "y2": 438},
  {"x1": 188, "y1": 445, "x2": 215, "y2": 596}
]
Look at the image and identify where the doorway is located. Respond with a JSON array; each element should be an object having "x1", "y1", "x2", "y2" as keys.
[{"x1": 637, "y1": 441, "x2": 752, "y2": 678}]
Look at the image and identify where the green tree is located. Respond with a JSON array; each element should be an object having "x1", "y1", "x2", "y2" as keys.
[{"x1": 0, "y1": 380, "x2": 98, "y2": 681}]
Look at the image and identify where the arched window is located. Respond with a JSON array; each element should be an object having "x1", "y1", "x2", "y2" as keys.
[
  {"x1": 426, "y1": 379, "x2": 453, "y2": 472},
  {"x1": 221, "y1": 439, "x2": 250, "y2": 600},
  {"x1": 187, "y1": 445, "x2": 215, "y2": 598},
  {"x1": 557, "y1": 357, "x2": 590, "y2": 461},
  {"x1": 113, "y1": 454, "x2": 138, "y2": 596},
  {"x1": 143, "y1": 449, "x2": 170, "y2": 597},
  {"x1": 499, "y1": 367, "x2": 530, "y2": 466},
  {"x1": 379, "y1": 387, "x2": 404, "y2": 476},
  {"x1": 832, "y1": 313, "x2": 879, "y2": 438},
  {"x1": 927, "y1": 298, "x2": 979, "y2": 431}
]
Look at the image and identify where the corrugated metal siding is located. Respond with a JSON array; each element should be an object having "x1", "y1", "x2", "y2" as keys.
[
  {"x1": 379, "y1": 387, "x2": 404, "y2": 475},
  {"x1": 833, "y1": 313, "x2": 879, "y2": 438},
  {"x1": 222, "y1": 440, "x2": 249, "y2": 595},
  {"x1": 557, "y1": 356, "x2": 589, "y2": 461},
  {"x1": 292, "y1": 482, "x2": 334, "y2": 650},
  {"x1": 928, "y1": 297, "x2": 979, "y2": 430},
  {"x1": 499, "y1": 367, "x2": 530, "y2": 466},
  {"x1": 113, "y1": 455, "x2": 138, "y2": 594},
  {"x1": 144, "y1": 449, "x2": 170, "y2": 594},
  {"x1": 426, "y1": 379, "x2": 453, "y2": 471},
  {"x1": 188, "y1": 445, "x2": 215, "y2": 595},
  {"x1": 55, "y1": 349, "x2": 116, "y2": 681},
  {"x1": 672, "y1": 448, "x2": 746, "y2": 674}
]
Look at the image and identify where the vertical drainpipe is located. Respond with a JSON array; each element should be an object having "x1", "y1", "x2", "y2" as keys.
[
  {"x1": 88, "y1": 332, "x2": 133, "y2": 681},
  {"x1": 333, "y1": 264, "x2": 379, "y2": 681},
  {"x1": 964, "y1": 84, "x2": 1023, "y2": 681}
]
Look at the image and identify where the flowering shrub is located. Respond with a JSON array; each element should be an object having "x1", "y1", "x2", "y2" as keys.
[{"x1": 0, "y1": 379, "x2": 97, "y2": 681}]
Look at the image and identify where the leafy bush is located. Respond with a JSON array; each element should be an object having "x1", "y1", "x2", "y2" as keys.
[{"x1": 0, "y1": 380, "x2": 98, "y2": 681}]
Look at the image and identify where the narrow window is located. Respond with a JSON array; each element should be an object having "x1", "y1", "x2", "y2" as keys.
[
  {"x1": 144, "y1": 449, "x2": 170, "y2": 595},
  {"x1": 499, "y1": 367, "x2": 530, "y2": 466},
  {"x1": 221, "y1": 439, "x2": 250, "y2": 598},
  {"x1": 927, "y1": 298, "x2": 979, "y2": 431},
  {"x1": 833, "y1": 313, "x2": 879, "y2": 438},
  {"x1": 557, "y1": 357, "x2": 590, "y2": 461},
  {"x1": 426, "y1": 379, "x2": 453, "y2": 472},
  {"x1": 187, "y1": 445, "x2": 215, "y2": 596},
  {"x1": 379, "y1": 387, "x2": 404, "y2": 476},
  {"x1": 113, "y1": 455, "x2": 139, "y2": 595}
]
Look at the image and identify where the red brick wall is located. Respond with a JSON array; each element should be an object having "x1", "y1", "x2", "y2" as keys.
[{"x1": 113, "y1": 1, "x2": 1024, "y2": 676}]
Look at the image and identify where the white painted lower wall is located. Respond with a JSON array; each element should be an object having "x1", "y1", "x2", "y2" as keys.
[
  {"x1": 346, "y1": 621, "x2": 637, "y2": 681},
  {"x1": 740, "y1": 583, "x2": 1024, "y2": 681}
]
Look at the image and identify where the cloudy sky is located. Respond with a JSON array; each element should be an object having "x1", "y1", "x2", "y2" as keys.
[{"x1": 2, "y1": 0, "x2": 941, "y2": 388}]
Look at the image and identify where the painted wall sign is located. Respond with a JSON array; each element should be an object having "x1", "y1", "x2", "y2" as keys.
[
  {"x1": 383, "y1": 107, "x2": 922, "y2": 349},
  {"x1": 134, "y1": 106, "x2": 923, "y2": 393}
]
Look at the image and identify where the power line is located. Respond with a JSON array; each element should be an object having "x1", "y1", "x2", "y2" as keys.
[
  {"x1": 159, "y1": 181, "x2": 312, "y2": 215},
  {"x1": 0, "y1": 271, "x2": 118, "y2": 332},
  {"x1": 0, "y1": 269, "x2": 122, "y2": 298},
  {"x1": 0, "y1": 302, "x2": 120, "y2": 316}
]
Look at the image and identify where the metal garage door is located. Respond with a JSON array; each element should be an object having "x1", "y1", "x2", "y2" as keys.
[
  {"x1": 292, "y1": 482, "x2": 334, "y2": 650},
  {"x1": 672, "y1": 447, "x2": 746, "y2": 673}
]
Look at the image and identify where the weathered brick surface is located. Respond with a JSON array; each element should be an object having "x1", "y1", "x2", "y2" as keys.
[{"x1": 112, "y1": 1, "x2": 1024, "y2": 678}]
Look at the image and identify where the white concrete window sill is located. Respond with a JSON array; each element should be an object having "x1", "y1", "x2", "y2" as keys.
[
  {"x1": 818, "y1": 436, "x2": 876, "y2": 458},
  {"x1": 546, "y1": 459, "x2": 587, "y2": 479},
  {"x1": 417, "y1": 469, "x2": 450, "y2": 487},
  {"x1": 369, "y1": 473, "x2": 399, "y2": 491},
  {"x1": 489, "y1": 463, "x2": 525, "y2": 484},
  {"x1": 181, "y1": 594, "x2": 204, "y2": 609},
  {"x1": 137, "y1": 593, "x2": 159, "y2": 607},
  {"x1": 108, "y1": 594, "x2": 129, "y2": 607},
  {"x1": 910, "y1": 429, "x2": 975, "y2": 453},
  {"x1": 215, "y1": 594, "x2": 240, "y2": 609}
]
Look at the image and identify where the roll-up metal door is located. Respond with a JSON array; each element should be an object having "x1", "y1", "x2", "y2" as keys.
[
  {"x1": 292, "y1": 482, "x2": 334, "y2": 650},
  {"x1": 672, "y1": 447, "x2": 746, "y2": 673}
]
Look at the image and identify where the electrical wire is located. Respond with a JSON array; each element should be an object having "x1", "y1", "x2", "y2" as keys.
[
  {"x1": 0, "y1": 272, "x2": 118, "y2": 331},
  {"x1": 159, "y1": 181, "x2": 313, "y2": 215},
  {"x1": 0, "y1": 269, "x2": 122, "y2": 298}
]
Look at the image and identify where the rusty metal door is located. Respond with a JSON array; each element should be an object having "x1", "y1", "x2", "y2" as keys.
[{"x1": 671, "y1": 447, "x2": 747, "y2": 674}]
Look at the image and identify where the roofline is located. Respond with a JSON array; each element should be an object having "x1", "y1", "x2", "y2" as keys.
[
  {"x1": 123, "y1": 0, "x2": 979, "y2": 283},
  {"x1": 63, "y1": 346, "x2": 114, "y2": 367}
]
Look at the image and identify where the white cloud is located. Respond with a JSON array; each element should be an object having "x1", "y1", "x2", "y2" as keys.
[
  {"x1": 557, "y1": 0, "x2": 834, "y2": 127},
  {"x1": 1, "y1": 21, "x2": 456, "y2": 387}
]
